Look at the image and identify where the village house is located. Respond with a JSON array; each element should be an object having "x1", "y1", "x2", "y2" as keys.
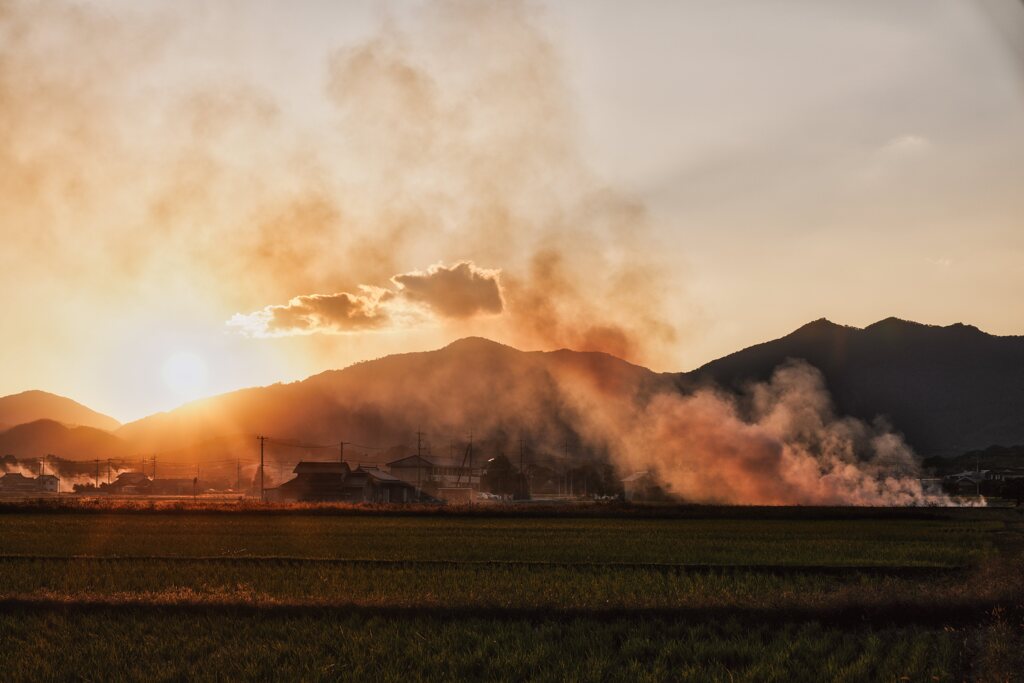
[
  {"x1": 267, "y1": 461, "x2": 417, "y2": 503},
  {"x1": 387, "y1": 454, "x2": 481, "y2": 495},
  {"x1": 150, "y1": 478, "x2": 204, "y2": 495},
  {"x1": 106, "y1": 471, "x2": 152, "y2": 494},
  {"x1": 942, "y1": 468, "x2": 1024, "y2": 498},
  {"x1": 0, "y1": 472, "x2": 59, "y2": 493},
  {"x1": 943, "y1": 469, "x2": 1000, "y2": 497}
]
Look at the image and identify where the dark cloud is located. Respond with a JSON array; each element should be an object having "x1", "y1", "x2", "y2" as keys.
[
  {"x1": 391, "y1": 261, "x2": 503, "y2": 318},
  {"x1": 235, "y1": 287, "x2": 395, "y2": 335},
  {"x1": 230, "y1": 261, "x2": 501, "y2": 336}
]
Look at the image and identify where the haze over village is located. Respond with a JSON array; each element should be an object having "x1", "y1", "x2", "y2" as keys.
[
  {"x1": 2, "y1": 0, "x2": 1023, "y2": 508},
  {"x1": 1, "y1": 2, "x2": 1023, "y2": 679}
]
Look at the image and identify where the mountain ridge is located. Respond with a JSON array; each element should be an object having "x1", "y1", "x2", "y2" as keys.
[
  {"x1": 0, "y1": 390, "x2": 120, "y2": 432},
  {"x1": 115, "y1": 335, "x2": 669, "y2": 458},
  {"x1": 684, "y1": 317, "x2": 1024, "y2": 456},
  {"x1": 4, "y1": 318, "x2": 1024, "y2": 463},
  {"x1": 0, "y1": 419, "x2": 128, "y2": 460}
]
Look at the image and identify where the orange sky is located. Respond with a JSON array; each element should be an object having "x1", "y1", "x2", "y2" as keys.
[{"x1": 2, "y1": 0, "x2": 1022, "y2": 422}]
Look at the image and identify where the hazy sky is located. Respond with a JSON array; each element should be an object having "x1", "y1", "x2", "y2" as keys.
[{"x1": 2, "y1": 0, "x2": 1022, "y2": 422}]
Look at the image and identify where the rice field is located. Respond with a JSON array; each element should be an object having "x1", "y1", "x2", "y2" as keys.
[
  {"x1": 0, "y1": 505, "x2": 1021, "y2": 681},
  {"x1": 0, "y1": 512, "x2": 999, "y2": 565}
]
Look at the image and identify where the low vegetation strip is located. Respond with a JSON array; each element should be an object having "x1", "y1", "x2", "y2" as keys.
[
  {"x1": 1, "y1": 556, "x2": 1015, "y2": 615},
  {"x1": 0, "y1": 607, "x2": 977, "y2": 683},
  {"x1": 0, "y1": 554, "x2": 971, "y2": 575},
  {"x1": 0, "y1": 512, "x2": 999, "y2": 566},
  {"x1": 1, "y1": 596, "x2": 1021, "y2": 628},
  {"x1": 0, "y1": 499, "x2": 1008, "y2": 520}
]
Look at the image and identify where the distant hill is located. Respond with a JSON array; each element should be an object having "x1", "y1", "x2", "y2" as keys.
[
  {"x1": 117, "y1": 337, "x2": 671, "y2": 464},
  {"x1": 683, "y1": 317, "x2": 1024, "y2": 457},
  {"x1": 0, "y1": 390, "x2": 120, "y2": 432},
  {"x1": 18, "y1": 319, "x2": 1024, "y2": 467},
  {"x1": 922, "y1": 444, "x2": 1024, "y2": 475},
  {"x1": 0, "y1": 419, "x2": 128, "y2": 460}
]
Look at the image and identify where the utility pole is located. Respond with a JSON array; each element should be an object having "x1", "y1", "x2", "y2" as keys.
[
  {"x1": 236, "y1": 459, "x2": 241, "y2": 492},
  {"x1": 106, "y1": 459, "x2": 111, "y2": 486},
  {"x1": 415, "y1": 431, "x2": 424, "y2": 501},
  {"x1": 94, "y1": 459, "x2": 100, "y2": 489},
  {"x1": 152, "y1": 456, "x2": 157, "y2": 481},
  {"x1": 257, "y1": 435, "x2": 267, "y2": 502},
  {"x1": 46, "y1": 454, "x2": 58, "y2": 493},
  {"x1": 563, "y1": 439, "x2": 569, "y2": 496},
  {"x1": 519, "y1": 437, "x2": 528, "y2": 499},
  {"x1": 339, "y1": 441, "x2": 347, "y2": 465}
]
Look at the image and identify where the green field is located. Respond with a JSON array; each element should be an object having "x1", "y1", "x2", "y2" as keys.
[{"x1": 0, "y1": 506, "x2": 1021, "y2": 681}]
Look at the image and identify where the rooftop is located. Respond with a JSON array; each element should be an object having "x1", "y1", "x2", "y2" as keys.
[
  {"x1": 357, "y1": 467, "x2": 404, "y2": 483},
  {"x1": 293, "y1": 461, "x2": 349, "y2": 475}
]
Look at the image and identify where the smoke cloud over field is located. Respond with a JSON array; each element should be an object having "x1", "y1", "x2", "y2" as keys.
[
  {"x1": 0, "y1": 456, "x2": 128, "y2": 489},
  {"x1": 231, "y1": 0, "x2": 679, "y2": 363},
  {"x1": 0, "y1": 1, "x2": 973, "y2": 506},
  {"x1": 548, "y1": 359, "x2": 956, "y2": 506}
]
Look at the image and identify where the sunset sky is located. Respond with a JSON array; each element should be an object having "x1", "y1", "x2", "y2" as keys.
[{"x1": 2, "y1": 0, "x2": 1023, "y2": 422}]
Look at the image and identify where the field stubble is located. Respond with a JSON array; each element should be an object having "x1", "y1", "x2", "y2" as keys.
[{"x1": 0, "y1": 506, "x2": 1020, "y2": 681}]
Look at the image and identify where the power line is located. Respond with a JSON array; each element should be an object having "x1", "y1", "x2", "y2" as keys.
[{"x1": 264, "y1": 437, "x2": 385, "y2": 451}]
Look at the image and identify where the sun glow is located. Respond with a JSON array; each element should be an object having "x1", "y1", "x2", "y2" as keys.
[{"x1": 161, "y1": 351, "x2": 208, "y2": 401}]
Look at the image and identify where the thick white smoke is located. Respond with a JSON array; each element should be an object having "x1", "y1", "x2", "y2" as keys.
[{"x1": 570, "y1": 360, "x2": 963, "y2": 506}]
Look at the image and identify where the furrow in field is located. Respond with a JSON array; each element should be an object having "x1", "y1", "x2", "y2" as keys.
[
  {"x1": 0, "y1": 554, "x2": 970, "y2": 576},
  {"x1": 1, "y1": 596, "x2": 1020, "y2": 628}
]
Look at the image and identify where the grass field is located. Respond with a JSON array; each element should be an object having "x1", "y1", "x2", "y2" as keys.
[{"x1": 0, "y1": 505, "x2": 1021, "y2": 681}]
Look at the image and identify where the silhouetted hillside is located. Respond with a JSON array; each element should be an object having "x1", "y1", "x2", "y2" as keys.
[
  {"x1": 922, "y1": 444, "x2": 1024, "y2": 475},
  {"x1": 117, "y1": 337, "x2": 672, "y2": 463},
  {"x1": 24, "y1": 321, "x2": 1024, "y2": 466},
  {"x1": 0, "y1": 390, "x2": 120, "y2": 432},
  {"x1": 0, "y1": 419, "x2": 128, "y2": 460},
  {"x1": 684, "y1": 318, "x2": 1024, "y2": 456}
]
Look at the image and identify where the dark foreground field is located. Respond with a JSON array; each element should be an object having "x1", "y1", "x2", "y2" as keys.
[{"x1": 0, "y1": 505, "x2": 1021, "y2": 682}]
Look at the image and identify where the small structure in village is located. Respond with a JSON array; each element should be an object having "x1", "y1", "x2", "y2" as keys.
[
  {"x1": 0, "y1": 472, "x2": 59, "y2": 493},
  {"x1": 387, "y1": 454, "x2": 480, "y2": 499},
  {"x1": 267, "y1": 461, "x2": 418, "y2": 503},
  {"x1": 107, "y1": 471, "x2": 152, "y2": 494},
  {"x1": 941, "y1": 468, "x2": 1024, "y2": 497},
  {"x1": 150, "y1": 478, "x2": 208, "y2": 495}
]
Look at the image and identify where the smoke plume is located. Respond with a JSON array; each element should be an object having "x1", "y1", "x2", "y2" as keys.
[
  {"x1": 224, "y1": 0, "x2": 681, "y2": 365},
  {"x1": 560, "y1": 359, "x2": 956, "y2": 506},
  {"x1": 0, "y1": 2, "x2": 971, "y2": 506}
]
